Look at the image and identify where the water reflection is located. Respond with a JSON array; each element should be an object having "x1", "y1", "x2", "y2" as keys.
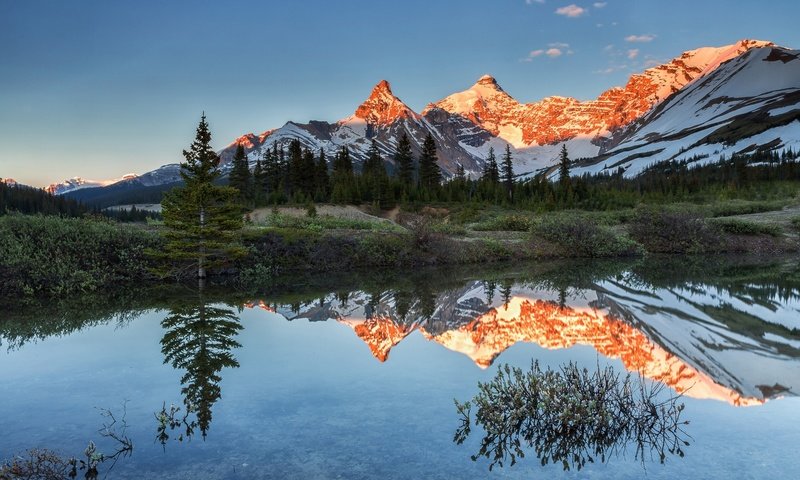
[
  {"x1": 454, "y1": 361, "x2": 690, "y2": 471},
  {"x1": 249, "y1": 256, "x2": 800, "y2": 406},
  {"x1": 157, "y1": 291, "x2": 243, "y2": 442}
]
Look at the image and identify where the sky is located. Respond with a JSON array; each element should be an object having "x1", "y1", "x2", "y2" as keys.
[{"x1": 2, "y1": 0, "x2": 800, "y2": 187}]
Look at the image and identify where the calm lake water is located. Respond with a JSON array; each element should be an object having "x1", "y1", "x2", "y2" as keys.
[{"x1": 2, "y1": 256, "x2": 799, "y2": 479}]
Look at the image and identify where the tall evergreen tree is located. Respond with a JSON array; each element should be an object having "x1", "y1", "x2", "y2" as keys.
[
  {"x1": 252, "y1": 157, "x2": 266, "y2": 204},
  {"x1": 314, "y1": 149, "x2": 330, "y2": 201},
  {"x1": 331, "y1": 146, "x2": 356, "y2": 203},
  {"x1": 558, "y1": 144, "x2": 572, "y2": 196},
  {"x1": 502, "y1": 144, "x2": 514, "y2": 201},
  {"x1": 157, "y1": 114, "x2": 245, "y2": 280},
  {"x1": 483, "y1": 147, "x2": 500, "y2": 185},
  {"x1": 394, "y1": 133, "x2": 415, "y2": 188},
  {"x1": 418, "y1": 133, "x2": 441, "y2": 191},
  {"x1": 228, "y1": 144, "x2": 252, "y2": 203}
]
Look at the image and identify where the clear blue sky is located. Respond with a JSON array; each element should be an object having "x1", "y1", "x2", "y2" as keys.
[{"x1": 2, "y1": 0, "x2": 799, "y2": 187}]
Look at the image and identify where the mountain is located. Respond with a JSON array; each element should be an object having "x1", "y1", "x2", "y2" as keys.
[
  {"x1": 569, "y1": 43, "x2": 800, "y2": 176},
  {"x1": 1, "y1": 178, "x2": 18, "y2": 186},
  {"x1": 47, "y1": 174, "x2": 139, "y2": 196},
  {"x1": 256, "y1": 273, "x2": 800, "y2": 407},
  {"x1": 54, "y1": 39, "x2": 800, "y2": 204},
  {"x1": 216, "y1": 79, "x2": 482, "y2": 175}
]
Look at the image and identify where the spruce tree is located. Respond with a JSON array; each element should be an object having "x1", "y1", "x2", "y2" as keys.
[
  {"x1": 331, "y1": 145, "x2": 356, "y2": 203},
  {"x1": 394, "y1": 133, "x2": 415, "y2": 188},
  {"x1": 558, "y1": 144, "x2": 572, "y2": 197},
  {"x1": 314, "y1": 149, "x2": 330, "y2": 201},
  {"x1": 228, "y1": 144, "x2": 252, "y2": 203},
  {"x1": 483, "y1": 147, "x2": 500, "y2": 185},
  {"x1": 252, "y1": 157, "x2": 266, "y2": 204},
  {"x1": 501, "y1": 143, "x2": 514, "y2": 201},
  {"x1": 157, "y1": 114, "x2": 245, "y2": 281},
  {"x1": 418, "y1": 133, "x2": 441, "y2": 191}
]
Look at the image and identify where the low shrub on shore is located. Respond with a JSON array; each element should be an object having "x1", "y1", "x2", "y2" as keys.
[
  {"x1": 628, "y1": 208, "x2": 722, "y2": 254},
  {"x1": 531, "y1": 215, "x2": 642, "y2": 257},
  {"x1": 472, "y1": 214, "x2": 534, "y2": 232},
  {"x1": 0, "y1": 215, "x2": 160, "y2": 296},
  {"x1": 711, "y1": 218, "x2": 783, "y2": 236}
]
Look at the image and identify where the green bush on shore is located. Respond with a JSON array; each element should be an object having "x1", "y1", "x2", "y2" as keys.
[
  {"x1": 472, "y1": 214, "x2": 534, "y2": 232},
  {"x1": 628, "y1": 208, "x2": 722, "y2": 254},
  {"x1": 531, "y1": 215, "x2": 643, "y2": 257},
  {"x1": 0, "y1": 215, "x2": 160, "y2": 296},
  {"x1": 710, "y1": 218, "x2": 783, "y2": 236}
]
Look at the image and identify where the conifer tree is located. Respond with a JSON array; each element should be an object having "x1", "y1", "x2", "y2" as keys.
[
  {"x1": 157, "y1": 114, "x2": 245, "y2": 281},
  {"x1": 483, "y1": 147, "x2": 500, "y2": 185},
  {"x1": 502, "y1": 144, "x2": 514, "y2": 201},
  {"x1": 418, "y1": 133, "x2": 441, "y2": 191},
  {"x1": 331, "y1": 145, "x2": 356, "y2": 203},
  {"x1": 314, "y1": 149, "x2": 330, "y2": 201},
  {"x1": 394, "y1": 133, "x2": 415, "y2": 188},
  {"x1": 558, "y1": 144, "x2": 572, "y2": 196},
  {"x1": 228, "y1": 144, "x2": 252, "y2": 203},
  {"x1": 252, "y1": 157, "x2": 266, "y2": 204}
]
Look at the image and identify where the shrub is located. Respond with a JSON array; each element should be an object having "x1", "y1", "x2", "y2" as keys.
[
  {"x1": 628, "y1": 208, "x2": 722, "y2": 253},
  {"x1": 0, "y1": 215, "x2": 160, "y2": 297},
  {"x1": 709, "y1": 200, "x2": 786, "y2": 217},
  {"x1": 532, "y1": 215, "x2": 642, "y2": 257},
  {"x1": 473, "y1": 214, "x2": 534, "y2": 232},
  {"x1": 711, "y1": 218, "x2": 782, "y2": 236},
  {"x1": 791, "y1": 217, "x2": 800, "y2": 232}
]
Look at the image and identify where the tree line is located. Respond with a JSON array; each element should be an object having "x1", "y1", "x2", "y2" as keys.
[{"x1": 228, "y1": 133, "x2": 800, "y2": 211}]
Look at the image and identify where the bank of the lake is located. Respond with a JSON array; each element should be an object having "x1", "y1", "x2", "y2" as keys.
[{"x1": 1, "y1": 204, "x2": 798, "y2": 299}]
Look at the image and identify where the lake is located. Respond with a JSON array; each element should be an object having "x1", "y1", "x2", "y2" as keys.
[{"x1": 1, "y1": 255, "x2": 799, "y2": 479}]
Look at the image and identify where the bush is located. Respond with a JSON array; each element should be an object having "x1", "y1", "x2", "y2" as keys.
[
  {"x1": 259, "y1": 212, "x2": 401, "y2": 232},
  {"x1": 791, "y1": 217, "x2": 800, "y2": 232},
  {"x1": 628, "y1": 208, "x2": 722, "y2": 253},
  {"x1": 473, "y1": 214, "x2": 534, "y2": 232},
  {"x1": 0, "y1": 215, "x2": 160, "y2": 296},
  {"x1": 532, "y1": 215, "x2": 642, "y2": 257},
  {"x1": 711, "y1": 218, "x2": 782, "y2": 236},
  {"x1": 709, "y1": 199, "x2": 786, "y2": 217}
]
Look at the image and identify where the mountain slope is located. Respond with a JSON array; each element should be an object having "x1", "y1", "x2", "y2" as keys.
[{"x1": 570, "y1": 44, "x2": 800, "y2": 177}]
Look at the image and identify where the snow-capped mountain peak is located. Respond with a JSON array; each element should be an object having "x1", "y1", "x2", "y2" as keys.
[{"x1": 47, "y1": 174, "x2": 138, "y2": 196}]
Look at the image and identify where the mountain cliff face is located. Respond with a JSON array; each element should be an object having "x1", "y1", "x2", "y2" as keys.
[
  {"x1": 256, "y1": 275, "x2": 800, "y2": 407},
  {"x1": 53, "y1": 39, "x2": 800, "y2": 197}
]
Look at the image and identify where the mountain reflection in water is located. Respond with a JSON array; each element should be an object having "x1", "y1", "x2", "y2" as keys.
[{"x1": 248, "y1": 256, "x2": 800, "y2": 407}]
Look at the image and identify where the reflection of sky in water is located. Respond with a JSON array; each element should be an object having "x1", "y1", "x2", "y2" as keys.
[{"x1": 1, "y1": 306, "x2": 799, "y2": 479}]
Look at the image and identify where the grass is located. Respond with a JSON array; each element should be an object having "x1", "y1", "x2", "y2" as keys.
[
  {"x1": 711, "y1": 218, "x2": 783, "y2": 236},
  {"x1": 531, "y1": 215, "x2": 643, "y2": 257},
  {"x1": 254, "y1": 212, "x2": 404, "y2": 233}
]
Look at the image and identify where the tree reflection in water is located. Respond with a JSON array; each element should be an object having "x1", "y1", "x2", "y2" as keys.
[
  {"x1": 454, "y1": 361, "x2": 690, "y2": 471},
  {"x1": 156, "y1": 292, "x2": 243, "y2": 445}
]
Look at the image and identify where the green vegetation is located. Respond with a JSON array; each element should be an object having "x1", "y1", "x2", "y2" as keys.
[
  {"x1": 532, "y1": 215, "x2": 642, "y2": 257},
  {"x1": 0, "y1": 215, "x2": 159, "y2": 296},
  {"x1": 711, "y1": 218, "x2": 783, "y2": 236},
  {"x1": 254, "y1": 211, "x2": 403, "y2": 232},
  {"x1": 0, "y1": 180, "x2": 86, "y2": 216},
  {"x1": 628, "y1": 208, "x2": 723, "y2": 254}
]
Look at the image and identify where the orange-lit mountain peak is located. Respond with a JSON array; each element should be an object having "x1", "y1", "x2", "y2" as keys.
[
  {"x1": 353, "y1": 80, "x2": 418, "y2": 126},
  {"x1": 340, "y1": 316, "x2": 417, "y2": 362},
  {"x1": 231, "y1": 133, "x2": 258, "y2": 149},
  {"x1": 243, "y1": 300, "x2": 276, "y2": 313}
]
